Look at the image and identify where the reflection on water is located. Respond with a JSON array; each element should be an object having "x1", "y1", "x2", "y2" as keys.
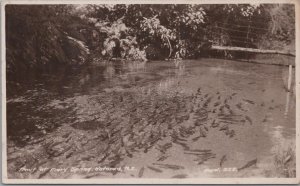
[
  {"x1": 284, "y1": 92, "x2": 291, "y2": 117},
  {"x1": 7, "y1": 58, "x2": 296, "y2": 178},
  {"x1": 174, "y1": 59, "x2": 186, "y2": 76},
  {"x1": 156, "y1": 60, "x2": 186, "y2": 94},
  {"x1": 272, "y1": 126, "x2": 285, "y2": 143},
  {"x1": 104, "y1": 63, "x2": 115, "y2": 79}
]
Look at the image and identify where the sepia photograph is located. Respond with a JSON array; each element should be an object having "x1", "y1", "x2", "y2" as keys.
[{"x1": 1, "y1": 0, "x2": 299, "y2": 184}]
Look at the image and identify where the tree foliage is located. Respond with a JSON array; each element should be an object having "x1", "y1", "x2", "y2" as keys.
[
  {"x1": 6, "y1": 5, "x2": 91, "y2": 81},
  {"x1": 6, "y1": 4, "x2": 295, "y2": 80},
  {"x1": 81, "y1": 4, "x2": 294, "y2": 59}
]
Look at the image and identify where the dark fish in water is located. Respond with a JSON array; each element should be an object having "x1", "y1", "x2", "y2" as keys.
[
  {"x1": 219, "y1": 120, "x2": 234, "y2": 125},
  {"x1": 157, "y1": 155, "x2": 169, "y2": 161},
  {"x1": 238, "y1": 159, "x2": 257, "y2": 171},
  {"x1": 109, "y1": 155, "x2": 123, "y2": 167},
  {"x1": 66, "y1": 152, "x2": 73, "y2": 159},
  {"x1": 219, "y1": 118, "x2": 241, "y2": 123},
  {"x1": 199, "y1": 127, "x2": 207, "y2": 137},
  {"x1": 153, "y1": 163, "x2": 184, "y2": 170},
  {"x1": 219, "y1": 114, "x2": 243, "y2": 119},
  {"x1": 98, "y1": 153, "x2": 109, "y2": 163},
  {"x1": 224, "y1": 104, "x2": 230, "y2": 109},
  {"x1": 204, "y1": 126, "x2": 208, "y2": 131},
  {"x1": 194, "y1": 120, "x2": 204, "y2": 126},
  {"x1": 203, "y1": 97, "x2": 212, "y2": 107},
  {"x1": 38, "y1": 167, "x2": 51, "y2": 179},
  {"x1": 62, "y1": 133, "x2": 70, "y2": 139},
  {"x1": 172, "y1": 135, "x2": 188, "y2": 142},
  {"x1": 195, "y1": 155, "x2": 216, "y2": 165},
  {"x1": 126, "y1": 149, "x2": 133, "y2": 158},
  {"x1": 240, "y1": 119, "x2": 246, "y2": 123},
  {"x1": 245, "y1": 116, "x2": 253, "y2": 125},
  {"x1": 187, "y1": 149, "x2": 211, "y2": 153},
  {"x1": 211, "y1": 120, "x2": 219, "y2": 128},
  {"x1": 147, "y1": 166, "x2": 163, "y2": 173},
  {"x1": 184, "y1": 152, "x2": 210, "y2": 156},
  {"x1": 236, "y1": 103, "x2": 242, "y2": 108},
  {"x1": 173, "y1": 140, "x2": 190, "y2": 150},
  {"x1": 157, "y1": 143, "x2": 172, "y2": 153},
  {"x1": 284, "y1": 155, "x2": 292, "y2": 165},
  {"x1": 138, "y1": 167, "x2": 145, "y2": 177},
  {"x1": 220, "y1": 155, "x2": 227, "y2": 167},
  {"x1": 192, "y1": 136, "x2": 201, "y2": 142},
  {"x1": 197, "y1": 88, "x2": 201, "y2": 93},
  {"x1": 226, "y1": 129, "x2": 235, "y2": 137},
  {"x1": 219, "y1": 125, "x2": 229, "y2": 131},
  {"x1": 231, "y1": 93, "x2": 237, "y2": 96},
  {"x1": 243, "y1": 99, "x2": 255, "y2": 105},
  {"x1": 214, "y1": 101, "x2": 221, "y2": 107},
  {"x1": 172, "y1": 174, "x2": 188, "y2": 178},
  {"x1": 236, "y1": 103, "x2": 246, "y2": 111}
]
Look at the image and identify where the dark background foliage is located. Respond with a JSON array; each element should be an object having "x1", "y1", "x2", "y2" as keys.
[{"x1": 5, "y1": 4, "x2": 295, "y2": 82}]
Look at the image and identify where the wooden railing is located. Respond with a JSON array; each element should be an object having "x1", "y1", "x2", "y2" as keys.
[
  {"x1": 211, "y1": 45, "x2": 295, "y2": 57},
  {"x1": 210, "y1": 45, "x2": 295, "y2": 92}
]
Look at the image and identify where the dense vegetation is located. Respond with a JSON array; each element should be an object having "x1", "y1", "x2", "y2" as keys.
[{"x1": 6, "y1": 4, "x2": 295, "y2": 81}]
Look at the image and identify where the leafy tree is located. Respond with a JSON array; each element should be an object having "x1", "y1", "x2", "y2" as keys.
[
  {"x1": 6, "y1": 4, "x2": 295, "y2": 83},
  {"x1": 6, "y1": 5, "x2": 84, "y2": 75}
]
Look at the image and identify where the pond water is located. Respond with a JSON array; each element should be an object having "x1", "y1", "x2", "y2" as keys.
[{"x1": 6, "y1": 58, "x2": 296, "y2": 178}]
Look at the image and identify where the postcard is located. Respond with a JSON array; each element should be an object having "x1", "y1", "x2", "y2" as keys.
[{"x1": 1, "y1": 0, "x2": 299, "y2": 184}]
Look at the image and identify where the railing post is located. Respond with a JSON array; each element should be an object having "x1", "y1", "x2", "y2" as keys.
[{"x1": 287, "y1": 65, "x2": 292, "y2": 92}]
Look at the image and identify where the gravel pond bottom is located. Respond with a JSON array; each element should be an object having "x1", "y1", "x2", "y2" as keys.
[{"x1": 6, "y1": 58, "x2": 296, "y2": 178}]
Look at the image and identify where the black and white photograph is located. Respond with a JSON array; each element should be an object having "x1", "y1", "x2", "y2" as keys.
[{"x1": 1, "y1": 0, "x2": 299, "y2": 184}]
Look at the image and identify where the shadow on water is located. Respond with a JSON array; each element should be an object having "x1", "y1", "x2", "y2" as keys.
[{"x1": 6, "y1": 60, "x2": 157, "y2": 146}]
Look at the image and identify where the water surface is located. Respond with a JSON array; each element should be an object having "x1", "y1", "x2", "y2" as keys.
[{"x1": 7, "y1": 58, "x2": 296, "y2": 178}]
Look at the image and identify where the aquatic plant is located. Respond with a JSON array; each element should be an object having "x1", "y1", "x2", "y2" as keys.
[{"x1": 273, "y1": 141, "x2": 296, "y2": 177}]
